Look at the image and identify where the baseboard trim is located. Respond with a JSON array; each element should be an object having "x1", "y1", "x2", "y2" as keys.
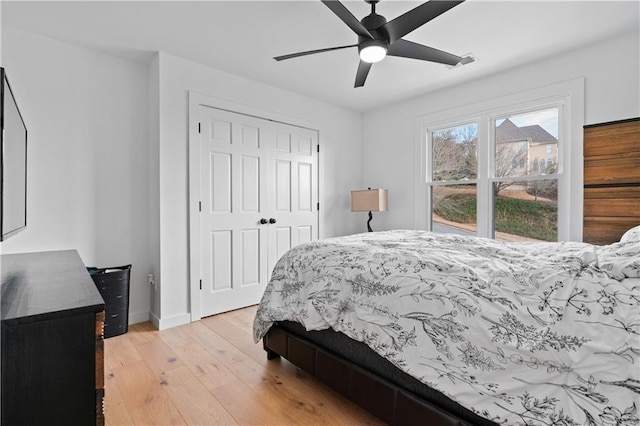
[
  {"x1": 149, "y1": 312, "x2": 161, "y2": 329},
  {"x1": 152, "y1": 312, "x2": 191, "y2": 330}
]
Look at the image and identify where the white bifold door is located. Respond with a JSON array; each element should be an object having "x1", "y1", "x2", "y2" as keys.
[{"x1": 198, "y1": 105, "x2": 318, "y2": 317}]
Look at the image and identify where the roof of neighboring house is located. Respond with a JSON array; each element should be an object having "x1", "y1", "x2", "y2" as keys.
[{"x1": 496, "y1": 118, "x2": 558, "y2": 144}]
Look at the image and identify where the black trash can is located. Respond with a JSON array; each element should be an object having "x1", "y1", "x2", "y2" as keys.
[{"x1": 87, "y1": 264, "x2": 131, "y2": 338}]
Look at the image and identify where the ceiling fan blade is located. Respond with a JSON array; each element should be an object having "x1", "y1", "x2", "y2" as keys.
[
  {"x1": 383, "y1": 0, "x2": 465, "y2": 43},
  {"x1": 274, "y1": 44, "x2": 357, "y2": 61},
  {"x1": 354, "y1": 60, "x2": 372, "y2": 88},
  {"x1": 387, "y1": 39, "x2": 463, "y2": 66},
  {"x1": 321, "y1": 0, "x2": 374, "y2": 40}
]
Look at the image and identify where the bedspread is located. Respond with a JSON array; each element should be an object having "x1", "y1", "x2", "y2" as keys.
[{"x1": 253, "y1": 230, "x2": 640, "y2": 425}]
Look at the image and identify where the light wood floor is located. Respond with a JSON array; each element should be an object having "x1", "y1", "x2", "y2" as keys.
[{"x1": 104, "y1": 305, "x2": 385, "y2": 425}]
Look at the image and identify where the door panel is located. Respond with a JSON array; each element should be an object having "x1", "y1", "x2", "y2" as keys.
[
  {"x1": 241, "y1": 125, "x2": 260, "y2": 148},
  {"x1": 298, "y1": 135, "x2": 313, "y2": 156},
  {"x1": 210, "y1": 230, "x2": 232, "y2": 292},
  {"x1": 298, "y1": 226, "x2": 313, "y2": 245},
  {"x1": 240, "y1": 156, "x2": 260, "y2": 212},
  {"x1": 275, "y1": 160, "x2": 292, "y2": 211},
  {"x1": 275, "y1": 227, "x2": 292, "y2": 260},
  {"x1": 210, "y1": 152, "x2": 232, "y2": 212},
  {"x1": 276, "y1": 132, "x2": 291, "y2": 152},
  {"x1": 298, "y1": 162, "x2": 312, "y2": 211},
  {"x1": 240, "y1": 229, "x2": 261, "y2": 286},
  {"x1": 208, "y1": 119, "x2": 232, "y2": 144},
  {"x1": 199, "y1": 105, "x2": 317, "y2": 317}
]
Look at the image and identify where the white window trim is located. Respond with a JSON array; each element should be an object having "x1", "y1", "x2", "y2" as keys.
[{"x1": 413, "y1": 78, "x2": 584, "y2": 242}]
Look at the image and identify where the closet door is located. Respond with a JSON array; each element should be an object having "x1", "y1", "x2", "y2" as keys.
[
  {"x1": 198, "y1": 106, "x2": 318, "y2": 317},
  {"x1": 267, "y1": 123, "x2": 319, "y2": 275}
]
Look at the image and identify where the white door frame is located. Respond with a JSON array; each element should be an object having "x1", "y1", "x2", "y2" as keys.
[{"x1": 188, "y1": 91, "x2": 321, "y2": 322}]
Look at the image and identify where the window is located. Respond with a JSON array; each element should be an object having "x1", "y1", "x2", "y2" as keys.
[
  {"x1": 492, "y1": 108, "x2": 559, "y2": 242},
  {"x1": 425, "y1": 108, "x2": 560, "y2": 242},
  {"x1": 417, "y1": 79, "x2": 583, "y2": 242},
  {"x1": 429, "y1": 123, "x2": 478, "y2": 236},
  {"x1": 546, "y1": 144, "x2": 553, "y2": 154}
]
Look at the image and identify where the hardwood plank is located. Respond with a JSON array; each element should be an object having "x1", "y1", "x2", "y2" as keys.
[
  {"x1": 584, "y1": 155, "x2": 640, "y2": 185},
  {"x1": 160, "y1": 366, "x2": 238, "y2": 425},
  {"x1": 583, "y1": 217, "x2": 639, "y2": 245},
  {"x1": 181, "y1": 321, "x2": 247, "y2": 365},
  {"x1": 201, "y1": 314, "x2": 266, "y2": 364},
  {"x1": 584, "y1": 196, "x2": 640, "y2": 217},
  {"x1": 127, "y1": 321, "x2": 161, "y2": 345},
  {"x1": 217, "y1": 305, "x2": 257, "y2": 333},
  {"x1": 104, "y1": 365, "x2": 134, "y2": 426},
  {"x1": 584, "y1": 185, "x2": 640, "y2": 199},
  {"x1": 111, "y1": 360, "x2": 186, "y2": 425},
  {"x1": 103, "y1": 307, "x2": 385, "y2": 425},
  {"x1": 132, "y1": 337, "x2": 184, "y2": 376},
  {"x1": 584, "y1": 118, "x2": 640, "y2": 158},
  {"x1": 158, "y1": 326, "x2": 237, "y2": 391},
  {"x1": 209, "y1": 380, "x2": 301, "y2": 425},
  {"x1": 104, "y1": 333, "x2": 142, "y2": 370}
]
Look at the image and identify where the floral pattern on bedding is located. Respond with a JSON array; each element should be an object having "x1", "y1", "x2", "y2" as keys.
[{"x1": 253, "y1": 230, "x2": 640, "y2": 425}]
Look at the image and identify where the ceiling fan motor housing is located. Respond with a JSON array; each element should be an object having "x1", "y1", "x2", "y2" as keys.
[{"x1": 358, "y1": 12, "x2": 389, "y2": 54}]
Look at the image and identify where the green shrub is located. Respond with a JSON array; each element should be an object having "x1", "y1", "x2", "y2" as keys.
[{"x1": 434, "y1": 194, "x2": 557, "y2": 241}]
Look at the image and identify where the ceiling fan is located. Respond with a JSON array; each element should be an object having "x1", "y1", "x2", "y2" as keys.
[{"x1": 274, "y1": 0, "x2": 473, "y2": 88}]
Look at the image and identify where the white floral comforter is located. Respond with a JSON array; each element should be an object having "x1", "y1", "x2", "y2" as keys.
[{"x1": 253, "y1": 229, "x2": 640, "y2": 425}]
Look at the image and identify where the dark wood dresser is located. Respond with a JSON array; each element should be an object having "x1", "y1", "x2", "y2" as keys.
[
  {"x1": 1, "y1": 250, "x2": 105, "y2": 425},
  {"x1": 583, "y1": 117, "x2": 640, "y2": 245}
]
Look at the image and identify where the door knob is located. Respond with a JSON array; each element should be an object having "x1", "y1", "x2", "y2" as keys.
[
  {"x1": 260, "y1": 218, "x2": 268, "y2": 224},
  {"x1": 269, "y1": 218, "x2": 277, "y2": 224}
]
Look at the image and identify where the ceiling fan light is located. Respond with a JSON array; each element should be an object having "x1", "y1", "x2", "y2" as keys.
[{"x1": 360, "y1": 45, "x2": 387, "y2": 63}]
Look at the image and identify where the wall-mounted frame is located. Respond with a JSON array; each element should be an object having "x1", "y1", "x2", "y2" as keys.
[{"x1": 1, "y1": 67, "x2": 28, "y2": 241}]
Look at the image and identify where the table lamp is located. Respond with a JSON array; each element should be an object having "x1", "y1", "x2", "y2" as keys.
[{"x1": 351, "y1": 188, "x2": 388, "y2": 232}]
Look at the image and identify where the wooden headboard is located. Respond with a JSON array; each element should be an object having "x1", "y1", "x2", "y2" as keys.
[{"x1": 583, "y1": 117, "x2": 640, "y2": 245}]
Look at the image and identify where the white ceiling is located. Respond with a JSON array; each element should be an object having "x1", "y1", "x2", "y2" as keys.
[{"x1": 3, "y1": 0, "x2": 639, "y2": 112}]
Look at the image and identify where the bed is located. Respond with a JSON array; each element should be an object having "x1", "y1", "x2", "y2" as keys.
[{"x1": 253, "y1": 228, "x2": 640, "y2": 425}]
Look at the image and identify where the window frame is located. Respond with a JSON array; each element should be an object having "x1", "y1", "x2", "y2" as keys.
[{"x1": 414, "y1": 79, "x2": 584, "y2": 242}]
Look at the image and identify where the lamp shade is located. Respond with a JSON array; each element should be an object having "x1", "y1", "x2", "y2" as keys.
[{"x1": 351, "y1": 189, "x2": 388, "y2": 212}]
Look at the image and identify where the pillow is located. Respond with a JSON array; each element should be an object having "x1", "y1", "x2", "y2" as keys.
[
  {"x1": 597, "y1": 238, "x2": 640, "y2": 279},
  {"x1": 620, "y1": 224, "x2": 640, "y2": 244}
]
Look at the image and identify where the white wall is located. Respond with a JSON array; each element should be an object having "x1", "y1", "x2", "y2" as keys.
[
  {"x1": 150, "y1": 52, "x2": 364, "y2": 327},
  {"x1": 0, "y1": 27, "x2": 152, "y2": 323},
  {"x1": 362, "y1": 30, "x2": 640, "y2": 232}
]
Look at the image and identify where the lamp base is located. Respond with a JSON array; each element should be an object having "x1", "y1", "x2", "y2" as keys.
[{"x1": 367, "y1": 211, "x2": 373, "y2": 232}]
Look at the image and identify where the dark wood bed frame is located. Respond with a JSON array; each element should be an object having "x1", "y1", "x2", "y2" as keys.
[{"x1": 263, "y1": 324, "x2": 476, "y2": 426}]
